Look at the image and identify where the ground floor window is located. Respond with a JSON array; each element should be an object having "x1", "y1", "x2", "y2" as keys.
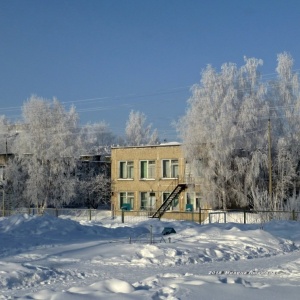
[
  {"x1": 163, "y1": 192, "x2": 179, "y2": 211},
  {"x1": 119, "y1": 192, "x2": 134, "y2": 210},
  {"x1": 186, "y1": 192, "x2": 201, "y2": 211},
  {"x1": 140, "y1": 192, "x2": 156, "y2": 210}
]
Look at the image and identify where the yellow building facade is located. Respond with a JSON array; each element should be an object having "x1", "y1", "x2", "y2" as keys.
[{"x1": 111, "y1": 143, "x2": 204, "y2": 220}]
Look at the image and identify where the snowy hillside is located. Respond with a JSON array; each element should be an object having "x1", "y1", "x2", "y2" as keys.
[{"x1": 1, "y1": 214, "x2": 300, "y2": 299}]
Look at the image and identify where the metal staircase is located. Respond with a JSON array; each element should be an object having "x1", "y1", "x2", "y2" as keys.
[{"x1": 151, "y1": 183, "x2": 187, "y2": 219}]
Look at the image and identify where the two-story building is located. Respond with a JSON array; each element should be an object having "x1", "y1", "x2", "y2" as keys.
[{"x1": 111, "y1": 142, "x2": 206, "y2": 220}]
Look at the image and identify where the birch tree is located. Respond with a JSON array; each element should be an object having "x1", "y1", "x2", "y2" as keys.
[
  {"x1": 4, "y1": 156, "x2": 28, "y2": 208},
  {"x1": 267, "y1": 52, "x2": 300, "y2": 210},
  {"x1": 125, "y1": 110, "x2": 159, "y2": 146},
  {"x1": 76, "y1": 173, "x2": 111, "y2": 209},
  {"x1": 14, "y1": 95, "x2": 80, "y2": 208},
  {"x1": 79, "y1": 121, "x2": 116, "y2": 154},
  {"x1": 179, "y1": 53, "x2": 300, "y2": 210},
  {"x1": 179, "y1": 58, "x2": 267, "y2": 208}
]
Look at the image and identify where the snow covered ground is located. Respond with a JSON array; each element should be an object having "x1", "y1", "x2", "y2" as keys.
[{"x1": 1, "y1": 213, "x2": 300, "y2": 299}]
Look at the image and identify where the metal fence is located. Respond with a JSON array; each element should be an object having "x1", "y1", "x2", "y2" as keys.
[
  {"x1": 1, "y1": 207, "x2": 300, "y2": 224},
  {"x1": 0, "y1": 207, "x2": 112, "y2": 221},
  {"x1": 112, "y1": 209, "x2": 207, "y2": 223},
  {"x1": 206, "y1": 209, "x2": 300, "y2": 224},
  {"x1": 113, "y1": 208, "x2": 300, "y2": 224}
]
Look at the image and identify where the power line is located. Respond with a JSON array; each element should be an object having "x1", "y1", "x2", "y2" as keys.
[
  {"x1": 1, "y1": 67, "x2": 300, "y2": 117},
  {"x1": 0, "y1": 85, "x2": 190, "y2": 115}
]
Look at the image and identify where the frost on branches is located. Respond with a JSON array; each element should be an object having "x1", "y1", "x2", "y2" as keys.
[
  {"x1": 125, "y1": 110, "x2": 159, "y2": 146},
  {"x1": 13, "y1": 96, "x2": 80, "y2": 209},
  {"x1": 79, "y1": 121, "x2": 116, "y2": 155},
  {"x1": 178, "y1": 53, "x2": 300, "y2": 211},
  {"x1": 3, "y1": 96, "x2": 115, "y2": 210}
]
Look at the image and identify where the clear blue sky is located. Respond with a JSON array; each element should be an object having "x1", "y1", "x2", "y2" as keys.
[{"x1": 1, "y1": 0, "x2": 300, "y2": 141}]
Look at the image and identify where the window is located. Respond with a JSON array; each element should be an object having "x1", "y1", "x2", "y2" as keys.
[
  {"x1": 140, "y1": 192, "x2": 156, "y2": 210},
  {"x1": 119, "y1": 161, "x2": 134, "y2": 179},
  {"x1": 162, "y1": 159, "x2": 178, "y2": 178},
  {"x1": 186, "y1": 193, "x2": 193, "y2": 205},
  {"x1": 119, "y1": 192, "x2": 134, "y2": 210},
  {"x1": 186, "y1": 192, "x2": 201, "y2": 211},
  {"x1": 140, "y1": 160, "x2": 155, "y2": 179},
  {"x1": 162, "y1": 192, "x2": 179, "y2": 211}
]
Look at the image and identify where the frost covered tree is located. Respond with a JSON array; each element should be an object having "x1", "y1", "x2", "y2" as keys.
[
  {"x1": 76, "y1": 173, "x2": 111, "y2": 209},
  {"x1": 0, "y1": 116, "x2": 22, "y2": 209},
  {"x1": 266, "y1": 52, "x2": 300, "y2": 210},
  {"x1": 178, "y1": 57, "x2": 267, "y2": 209},
  {"x1": 12, "y1": 95, "x2": 80, "y2": 208},
  {"x1": 0, "y1": 115, "x2": 16, "y2": 154},
  {"x1": 178, "y1": 53, "x2": 300, "y2": 210},
  {"x1": 5, "y1": 96, "x2": 116, "y2": 209},
  {"x1": 0, "y1": 116, "x2": 8, "y2": 154},
  {"x1": 4, "y1": 156, "x2": 28, "y2": 208},
  {"x1": 79, "y1": 121, "x2": 116, "y2": 154},
  {"x1": 125, "y1": 110, "x2": 159, "y2": 146}
]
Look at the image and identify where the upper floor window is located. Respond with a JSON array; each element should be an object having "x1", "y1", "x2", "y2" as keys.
[
  {"x1": 140, "y1": 160, "x2": 155, "y2": 179},
  {"x1": 119, "y1": 161, "x2": 134, "y2": 179},
  {"x1": 162, "y1": 159, "x2": 178, "y2": 178}
]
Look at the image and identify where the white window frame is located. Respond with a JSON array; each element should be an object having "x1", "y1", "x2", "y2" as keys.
[
  {"x1": 119, "y1": 192, "x2": 134, "y2": 210},
  {"x1": 186, "y1": 192, "x2": 201, "y2": 211},
  {"x1": 140, "y1": 160, "x2": 156, "y2": 179},
  {"x1": 140, "y1": 191, "x2": 156, "y2": 210},
  {"x1": 119, "y1": 161, "x2": 134, "y2": 179},
  {"x1": 162, "y1": 159, "x2": 179, "y2": 178}
]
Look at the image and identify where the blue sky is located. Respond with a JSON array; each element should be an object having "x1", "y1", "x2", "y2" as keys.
[{"x1": 0, "y1": 0, "x2": 300, "y2": 141}]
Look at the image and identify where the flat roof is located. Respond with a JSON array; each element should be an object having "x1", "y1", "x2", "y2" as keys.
[{"x1": 111, "y1": 142, "x2": 181, "y2": 149}]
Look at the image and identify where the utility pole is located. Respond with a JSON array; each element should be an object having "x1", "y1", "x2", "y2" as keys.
[
  {"x1": 5, "y1": 138, "x2": 7, "y2": 160},
  {"x1": 268, "y1": 118, "x2": 273, "y2": 207},
  {"x1": 2, "y1": 189, "x2": 4, "y2": 217}
]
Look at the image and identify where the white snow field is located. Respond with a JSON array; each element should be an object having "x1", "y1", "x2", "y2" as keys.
[{"x1": 1, "y1": 213, "x2": 300, "y2": 299}]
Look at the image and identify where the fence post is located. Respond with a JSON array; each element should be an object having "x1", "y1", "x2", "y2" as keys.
[
  {"x1": 292, "y1": 210, "x2": 296, "y2": 221},
  {"x1": 244, "y1": 210, "x2": 246, "y2": 224},
  {"x1": 89, "y1": 209, "x2": 92, "y2": 221},
  {"x1": 111, "y1": 203, "x2": 115, "y2": 219},
  {"x1": 56, "y1": 208, "x2": 58, "y2": 218},
  {"x1": 2, "y1": 189, "x2": 4, "y2": 217},
  {"x1": 122, "y1": 209, "x2": 125, "y2": 223},
  {"x1": 150, "y1": 225, "x2": 153, "y2": 244},
  {"x1": 199, "y1": 207, "x2": 202, "y2": 224}
]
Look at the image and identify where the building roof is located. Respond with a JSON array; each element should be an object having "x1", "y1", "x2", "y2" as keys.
[{"x1": 111, "y1": 142, "x2": 181, "y2": 150}]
